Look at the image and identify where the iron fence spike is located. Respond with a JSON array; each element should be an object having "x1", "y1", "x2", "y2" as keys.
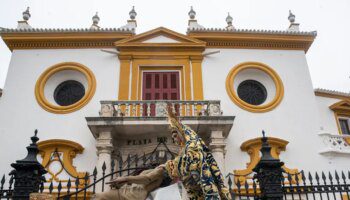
[
  {"x1": 119, "y1": 156, "x2": 123, "y2": 166},
  {"x1": 335, "y1": 170, "x2": 340, "y2": 181},
  {"x1": 244, "y1": 180, "x2": 249, "y2": 190},
  {"x1": 67, "y1": 178, "x2": 71, "y2": 188},
  {"x1": 49, "y1": 181, "x2": 53, "y2": 193},
  {"x1": 1, "y1": 174, "x2": 5, "y2": 186},
  {"x1": 111, "y1": 159, "x2": 115, "y2": 168},
  {"x1": 315, "y1": 172, "x2": 320, "y2": 181},
  {"x1": 236, "y1": 179, "x2": 241, "y2": 188},
  {"x1": 58, "y1": 181, "x2": 62, "y2": 192},
  {"x1": 301, "y1": 170, "x2": 306, "y2": 181},
  {"x1": 321, "y1": 171, "x2": 326, "y2": 181},
  {"x1": 288, "y1": 173, "x2": 292, "y2": 182},
  {"x1": 228, "y1": 176, "x2": 232, "y2": 188},
  {"x1": 342, "y1": 171, "x2": 346, "y2": 180},
  {"x1": 328, "y1": 171, "x2": 333, "y2": 181},
  {"x1": 308, "y1": 172, "x2": 313, "y2": 182},
  {"x1": 93, "y1": 167, "x2": 98, "y2": 176},
  {"x1": 40, "y1": 181, "x2": 44, "y2": 193},
  {"x1": 102, "y1": 161, "x2": 107, "y2": 171},
  {"x1": 75, "y1": 177, "x2": 80, "y2": 186},
  {"x1": 9, "y1": 175, "x2": 13, "y2": 185},
  {"x1": 295, "y1": 173, "x2": 299, "y2": 182},
  {"x1": 135, "y1": 154, "x2": 138, "y2": 167}
]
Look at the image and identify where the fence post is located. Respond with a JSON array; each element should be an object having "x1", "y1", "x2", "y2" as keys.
[
  {"x1": 253, "y1": 131, "x2": 284, "y2": 200},
  {"x1": 10, "y1": 130, "x2": 47, "y2": 200}
]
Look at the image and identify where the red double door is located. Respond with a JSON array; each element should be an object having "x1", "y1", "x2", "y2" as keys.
[{"x1": 142, "y1": 71, "x2": 180, "y2": 116}]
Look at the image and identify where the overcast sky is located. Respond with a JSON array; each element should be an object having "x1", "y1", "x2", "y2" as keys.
[{"x1": 0, "y1": 0, "x2": 349, "y2": 92}]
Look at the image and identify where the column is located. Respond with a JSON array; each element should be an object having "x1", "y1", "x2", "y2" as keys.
[
  {"x1": 96, "y1": 128, "x2": 113, "y2": 191},
  {"x1": 209, "y1": 130, "x2": 226, "y2": 172}
]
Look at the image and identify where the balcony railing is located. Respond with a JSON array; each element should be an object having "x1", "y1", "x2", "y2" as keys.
[
  {"x1": 99, "y1": 100, "x2": 222, "y2": 117},
  {"x1": 319, "y1": 133, "x2": 350, "y2": 155}
]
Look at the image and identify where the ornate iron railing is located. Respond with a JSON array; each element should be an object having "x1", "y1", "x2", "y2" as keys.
[{"x1": 99, "y1": 100, "x2": 222, "y2": 117}]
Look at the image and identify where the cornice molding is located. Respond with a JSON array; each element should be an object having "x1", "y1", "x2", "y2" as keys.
[
  {"x1": 315, "y1": 88, "x2": 350, "y2": 100},
  {"x1": 0, "y1": 31, "x2": 133, "y2": 51},
  {"x1": 187, "y1": 31, "x2": 316, "y2": 52}
]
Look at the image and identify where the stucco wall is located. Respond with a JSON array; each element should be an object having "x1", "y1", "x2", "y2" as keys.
[
  {"x1": 0, "y1": 48, "x2": 120, "y2": 174},
  {"x1": 315, "y1": 96, "x2": 340, "y2": 134},
  {"x1": 201, "y1": 49, "x2": 350, "y2": 173}
]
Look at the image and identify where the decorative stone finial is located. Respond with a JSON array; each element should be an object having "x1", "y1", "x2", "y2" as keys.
[
  {"x1": 226, "y1": 12, "x2": 234, "y2": 30},
  {"x1": 287, "y1": 10, "x2": 299, "y2": 31},
  {"x1": 119, "y1": 6, "x2": 137, "y2": 32},
  {"x1": 187, "y1": 6, "x2": 204, "y2": 30},
  {"x1": 17, "y1": 7, "x2": 32, "y2": 29},
  {"x1": 22, "y1": 7, "x2": 31, "y2": 21},
  {"x1": 90, "y1": 12, "x2": 100, "y2": 29},
  {"x1": 226, "y1": 12, "x2": 233, "y2": 24},
  {"x1": 92, "y1": 12, "x2": 100, "y2": 25},
  {"x1": 288, "y1": 10, "x2": 295, "y2": 23},
  {"x1": 262, "y1": 130, "x2": 266, "y2": 138},
  {"x1": 129, "y1": 6, "x2": 137, "y2": 20},
  {"x1": 188, "y1": 6, "x2": 196, "y2": 19}
]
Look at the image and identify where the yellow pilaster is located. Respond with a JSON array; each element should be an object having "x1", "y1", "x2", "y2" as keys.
[
  {"x1": 184, "y1": 59, "x2": 192, "y2": 100},
  {"x1": 118, "y1": 56, "x2": 131, "y2": 100},
  {"x1": 191, "y1": 56, "x2": 204, "y2": 100}
]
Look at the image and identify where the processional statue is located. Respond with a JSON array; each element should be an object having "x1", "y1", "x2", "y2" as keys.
[{"x1": 94, "y1": 107, "x2": 232, "y2": 200}]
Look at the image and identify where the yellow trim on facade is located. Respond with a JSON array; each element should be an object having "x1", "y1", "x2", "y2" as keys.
[
  {"x1": 234, "y1": 137, "x2": 298, "y2": 184},
  {"x1": 187, "y1": 31, "x2": 316, "y2": 52},
  {"x1": 330, "y1": 100, "x2": 350, "y2": 144},
  {"x1": 191, "y1": 57, "x2": 204, "y2": 100},
  {"x1": 37, "y1": 139, "x2": 88, "y2": 186},
  {"x1": 35, "y1": 62, "x2": 96, "y2": 114},
  {"x1": 225, "y1": 62, "x2": 284, "y2": 113},
  {"x1": 1, "y1": 32, "x2": 133, "y2": 51},
  {"x1": 118, "y1": 56, "x2": 132, "y2": 100}
]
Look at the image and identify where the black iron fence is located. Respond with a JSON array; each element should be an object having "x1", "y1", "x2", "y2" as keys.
[
  {"x1": 1, "y1": 130, "x2": 350, "y2": 200},
  {"x1": 228, "y1": 170, "x2": 350, "y2": 200}
]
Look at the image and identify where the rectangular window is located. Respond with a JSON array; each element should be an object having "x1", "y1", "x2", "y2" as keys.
[
  {"x1": 339, "y1": 118, "x2": 350, "y2": 135},
  {"x1": 142, "y1": 71, "x2": 180, "y2": 116}
]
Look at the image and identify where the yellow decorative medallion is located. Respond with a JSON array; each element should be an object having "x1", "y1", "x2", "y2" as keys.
[
  {"x1": 35, "y1": 62, "x2": 96, "y2": 114},
  {"x1": 225, "y1": 62, "x2": 284, "y2": 113}
]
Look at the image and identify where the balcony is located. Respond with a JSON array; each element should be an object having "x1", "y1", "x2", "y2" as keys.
[
  {"x1": 98, "y1": 100, "x2": 223, "y2": 117},
  {"x1": 318, "y1": 133, "x2": 350, "y2": 155},
  {"x1": 87, "y1": 100, "x2": 234, "y2": 139},
  {"x1": 86, "y1": 100, "x2": 235, "y2": 171}
]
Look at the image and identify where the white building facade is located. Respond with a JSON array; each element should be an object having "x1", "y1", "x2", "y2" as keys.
[{"x1": 0, "y1": 6, "x2": 350, "y2": 198}]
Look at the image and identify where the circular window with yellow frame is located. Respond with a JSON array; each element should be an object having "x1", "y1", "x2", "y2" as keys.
[
  {"x1": 225, "y1": 62, "x2": 284, "y2": 113},
  {"x1": 35, "y1": 62, "x2": 96, "y2": 114}
]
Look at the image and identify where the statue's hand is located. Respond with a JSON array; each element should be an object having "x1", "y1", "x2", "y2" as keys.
[{"x1": 106, "y1": 177, "x2": 128, "y2": 188}]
